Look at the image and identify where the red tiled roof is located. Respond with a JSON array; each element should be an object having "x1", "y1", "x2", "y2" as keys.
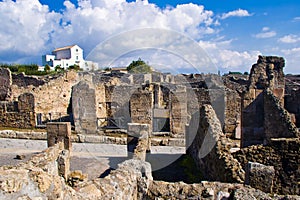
[{"x1": 52, "y1": 45, "x2": 77, "y2": 52}]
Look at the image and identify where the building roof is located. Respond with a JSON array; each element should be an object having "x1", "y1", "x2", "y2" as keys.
[
  {"x1": 111, "y1": 67, "x2": 128, "y2": 71},
  {"x1": 52, "y1": 45, "x2": 79, "y2": 52}
]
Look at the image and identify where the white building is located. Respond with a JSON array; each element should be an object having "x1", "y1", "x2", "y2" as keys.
[{"x1": 42, "y1": 45, "x2": 97, "y2": 71}]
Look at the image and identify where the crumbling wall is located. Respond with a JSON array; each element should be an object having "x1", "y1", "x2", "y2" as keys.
[
  {"x1": 234, "y1": 138, "x2": 300, "y2": 195},
  {"x1": 170, "y1": 85, "x2": 187, "y2": 138},
  {"x1": 248, "y1": 55, "x2": 285, "y2": 93},
  {"x1": 245, "y1": 162, "x2": 275, "y2": 193},
  {"x1": 130, "y1": 88, "x2": 153, "y2": 126},
  {"x1": 94, "y1": 83, "x2": 107, "y2": 120},
  {"x1": 11, "y1": 70, "x2": 79, "y2": 123},
  {"x1": 147, "y1": 180, "x2": 281, "y2": 200},
  {"x1": 0, "y1": 142, "x2": 73, "y2": 199},
  {"x1": 12, "y1": 73, "x2": 46, "y2": 87},
  {"x1": 0, "y1": 68, "x2": 12, "y2": 101},
  {"x1": 224, "y1": 88, "x2": 242, "y2": 138},
  {"x1": 0, "y1": 93, "x2": 35, "y2": 128},
  {"x1": 242, "y1": 89, "x2": 299, "y2": 147},
  {"x1": 285, "y1": 87, "x2": 300, "y2": 127},
  {"x1": 242, "y1": 92, "x2": 265, "y2": 147},
  {"x1": 0, "y1": 144, "x2": 152, "y2": 200},
  {"x1": 264, "y1": 89, "x2": 299, "y2": 142},
  {"x1": 241, "y1": 56, "x2": 287, "y2": 147},
  {"x1": 72, "y1": 81, "x2": 97, "y2": 134},
  {"x1": 127, "y1": 123, "x2": 151, "y2": 161},
  {"x1": 188, "y1": 104, "x2": 244, "y2": 183}
]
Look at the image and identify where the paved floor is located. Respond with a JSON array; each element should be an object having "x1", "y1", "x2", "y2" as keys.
[{"x1": 0, "y1": 138, "x2": 185, "y2": 180}]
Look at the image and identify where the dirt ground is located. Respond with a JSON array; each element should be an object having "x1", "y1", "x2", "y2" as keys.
[{"x1": 0, "y1": 138, "x2": 185, "y2": 180}]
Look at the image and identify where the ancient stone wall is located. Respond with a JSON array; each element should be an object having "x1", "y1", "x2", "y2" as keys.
[
  {"x1": 264, "y1": 89, "x2": 299, "y2": 142},
  {"x1": 241, "y1": 56, "x2": 288, "y2": 147},
  {"x1": 242, "y1": 89, "x2": 299, "y2": 147},
  {"x1": 188, "y1": 104, "x2": 244, "y2": 183},
  {"x1": 130, "y1": 89, "x2": 153, "y2": 126},
  {"x1": 47, "y1": 122, "x2": 72, "y2": 151},
  {"x1": 12, "y1": 73, "x2": 46, "y2": 88},
  {"x1": 0, "y1": 93, "x2": 35, "y2": 128},
  {"x1": 170, "y1": 85, "x2": 187, "y2": 138},
  {"x1": 249, "y1": 55, "x2": 285, "y2": 92},
  {"x1": 0, "y1": 142, "x2": 72, "y2": 199},
  {"x1": 72, "y1": 81, "x2": 97, "y2": 134},
  {"x1": 0, "y1": 68, "x2": 12, "y2": 101},
  {"x1": 11, "y1": 70, "x2": 79, "y2": 123},
  {"x1": 147, "y1": 180, "x2": 285, "y2": 199},
  {"x1": 242, "y1": 92, "x2": 265, "y2": 147},
  {"x1": 234, "y1": 138, "x2": 300, "y2": 195},
  {"x1": 224, "y1": 88, "x2": 242, "y2": 138},
  {"x1": 245, "y1": 162, "x2": 275, "y2": 193},
  {"x1": 285, "y1": 87, "x2": 300, "y2": 127},
  {"x1": 0, "y1": 143, "x2": 152, "y2": 199}
]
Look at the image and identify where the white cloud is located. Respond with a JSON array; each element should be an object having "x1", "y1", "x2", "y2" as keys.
[
  {"x1": 0, "y1": 0, "x2": 219, "y2": 64},
  {"x1": 279, "y1": 35, "x2": 300, "y2": 43},
  {"x1": 221, "y1": 9, "x2": 251, "y2": 19},
  {"x1": 0, "y1": 0, "x2": 61, "y2": 60},
  {"x1": 281, "y1": 47, "x2": 300, "y2": 74},
  {"x1": 253, "y1": 27, "x2": 276, "y2": 39},
  {"x1": 293, "y1": 17, "x2": 300, "y2": 22},
  {"x1": 262, "y1": 27, "x2": 270, "y2": 32},
  {"x1": 198, "y1": 40, "x2": 260, "y2": 72},
  {"x1": 281, "y1": 47, "x2": 300, "y2": 55},
  {"x1": 0, "y1": 0, "x2": 278, "y2": 74},
  {"x1": 52, "y1": 0, "x2": 217, "y2": 49}
]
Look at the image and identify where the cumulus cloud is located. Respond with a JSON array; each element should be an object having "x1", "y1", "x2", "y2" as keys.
[
  {"x1": 198, "y1": 40, "x2": 260, "y2": 72},
  {"x1": 281, "y1": 47, "x2": 300, "y2": 74},
  {"x1": 279, "y1": 34, "x2": 300, "y2": 43},
  {"x1": 220, "y1": 9, "x2": 251, "y2": 19},
  {"x1": 253, "y1": 27, "x2": 276, "y2": 39},
  {"x1": 0, "y1": 0, "x2": 219, "y2": 65},
  {"x1": 0, "y1": 0, "x2": 61, "y2": 61}
]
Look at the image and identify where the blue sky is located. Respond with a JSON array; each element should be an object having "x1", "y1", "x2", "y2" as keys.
[{"x1": 1, "y1": 0, "x2": 300, "y2": 74}]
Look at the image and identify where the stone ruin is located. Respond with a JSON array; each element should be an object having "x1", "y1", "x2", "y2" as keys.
[{"x1": 0, "y1": 55, "x2": 300, "y2": 198}]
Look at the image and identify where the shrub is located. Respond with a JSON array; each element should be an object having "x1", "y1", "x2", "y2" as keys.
[{"x1": 126, "y1": 58, "x2": 152, "y2": 74}]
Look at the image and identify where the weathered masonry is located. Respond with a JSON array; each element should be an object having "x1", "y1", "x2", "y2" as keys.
[{"x1": 0, "y1": 55, "x2": 299, "y2": 149}]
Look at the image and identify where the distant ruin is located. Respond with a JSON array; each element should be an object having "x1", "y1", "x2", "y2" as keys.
[{"x1": 0, "y1": 55, "x2": 300, "y2": 198}]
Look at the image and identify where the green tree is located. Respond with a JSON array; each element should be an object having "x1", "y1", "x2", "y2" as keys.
[
  {"x1": 55, "y1": 65, "x2": 64, "y2": 72},
  {"x1": 44, "y1": 64, "x2": 51, "y2": 72},
  {"x1": 68, "y1": 64, "x2": 81, "y2": 71},
  {"x1": 126, "y1": 58, "x2": 152, "y2": 74}
]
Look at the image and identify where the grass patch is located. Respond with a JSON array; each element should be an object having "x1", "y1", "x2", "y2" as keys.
[{"x1": 179, "y1": 154, "x2": 203, "y2": 183}]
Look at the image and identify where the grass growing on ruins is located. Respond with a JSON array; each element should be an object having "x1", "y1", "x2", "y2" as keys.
[{"x1": 179, "y1": 154, "x2": 203, "y2": 183}]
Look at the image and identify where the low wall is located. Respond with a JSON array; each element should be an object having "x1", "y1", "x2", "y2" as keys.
[
  {"x1": 234, "y1": 138, "x2": 300, "y2": 195},
  {"x1": 0, "y1": 93, "x2": 35, "y2": 128},
  {"x1": 147, "y1": 180, "x2": 288, "y2": 199}
]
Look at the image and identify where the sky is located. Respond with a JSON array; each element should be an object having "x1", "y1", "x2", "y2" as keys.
[{"x1": 0, "y1": 0, "x2": 299, "y2": 74}]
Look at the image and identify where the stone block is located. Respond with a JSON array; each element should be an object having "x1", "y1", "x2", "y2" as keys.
[
  {"x1": 72, "y1": 81, "x2": 97, "y2": 134},
  {"x1": 127, "y1": 123, "x2": 150, "y2": 138},
  {"x1": 47, "y1": 122, "x2": 72, "y2": 151},
  {"x1": 0, "y1": 67, "x2": 12, "y2": 101},
  {"x1": 245, "y1": 162, "x2": 275, "y2": 193},
  {"x1": 57, "y1": 150, "x2": 70, "y2": 180}
]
